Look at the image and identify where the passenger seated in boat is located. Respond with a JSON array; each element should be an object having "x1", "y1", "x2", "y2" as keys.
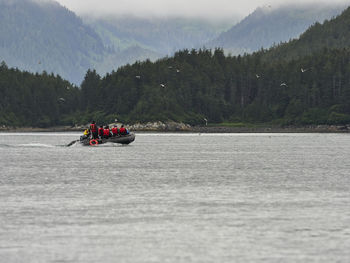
[
  {"x1": 111, "y1": 126, "x2": 119, "y2": 136},
  {"x1": 103, "y1": 126, "x2": 111, "y2": 139},
  {"x1": 119, "y1": 125, "x2": 129, "y2": 135},
  {"x1": 98, "y1": 125, "x2": 104, "y2": 139},
  {"x1": 119, "y1": 125, "x2": 126, "y2": 135}
]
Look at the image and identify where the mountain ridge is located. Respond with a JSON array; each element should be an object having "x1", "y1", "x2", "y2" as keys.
[
  {"x1": 3, "y1": 3, "x2": 350, "y2": 126},
  {"x1": 265, "y1": 6, "x2": 350, "y2": 61},
  {"x1": 0, "y1": 0, "x2": 107, "y2": 84},
  {"x1": 1, "y1": 0, "x2": 348, "y2": 86},
  {"x1": 208, "y1": 3, "x2": 347, "y2": 55},
  {"x1": 0, "y1": 0, "x2": 237, "y2": 84}
]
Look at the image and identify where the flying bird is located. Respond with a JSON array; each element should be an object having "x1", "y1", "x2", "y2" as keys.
[
  {"x1": 301, "y1": 68, "x2": 308, "y2": 73},
  {"x1": 256, "y1": 74, "x2": 261, "y2": 79},
  {"x1": 280, "y1": 83, "x2": 288, "y2": 87},
  {"x1": 160, "y1": 83, "x2": 166, "y2": 88},
  {"x1": 203, "y1": 118, "x2": 208, "y2": 126},
  {"x1": 176, "y1": 69, "x2": 180, "y2": 73},
  {"x1": 135, "y1": 75, "x2": 141, "y2": 79},
  {"x1": 58, "y1": 97, "x2": 66, "y2": 102}
]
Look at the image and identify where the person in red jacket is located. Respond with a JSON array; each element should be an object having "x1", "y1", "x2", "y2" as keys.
[
  {"x1": 90, "y1": 121, "x2": 97, "y2": 139},
  {"x1": 111, "y1": 126, "x2": 119, "y2": 137},
  {"x1": 119, "y1": 124, "x2": 127, "y2": 135},
  {"x1": 103, "y1": 125, "x2": 111, "y2": 139},
  {"x1": 98, "y1": 125, "x2": 104, "y2": 139}
]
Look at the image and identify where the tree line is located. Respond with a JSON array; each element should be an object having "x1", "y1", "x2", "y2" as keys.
[
  {"x1": 78, "y1": 47, "x2": 350, "y2": 126},
  {"x1": 2, "y1": 45, "x2": 350, "y2": 127},
  {"x1": 0, "y1": 62, "x2": 80, "y2": 127}
]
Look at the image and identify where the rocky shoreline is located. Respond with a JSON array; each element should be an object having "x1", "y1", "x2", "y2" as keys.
[
  {"x1": 1, "y1": 121, "x2": 350, "y2": 133},
  {"x1": 190, "y1": 125, "x2": 350, "y2": 133},
  {"x1": 125, "y1": 122, "x2": 350, "y2": 133},
  {"x1": 0, "y1": 121, "x2": 350, "y2": 133}
]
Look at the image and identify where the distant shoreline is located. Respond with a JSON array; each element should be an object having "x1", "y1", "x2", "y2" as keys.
[
  {"x1": 1, "y1": 124, "x2": 350, "y2": 133},
  {"x1": 190, "y1": 125, "x2": 350, "y2": 133}
]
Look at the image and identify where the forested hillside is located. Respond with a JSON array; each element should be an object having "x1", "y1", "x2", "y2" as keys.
[
  {"x1": 67, "y1": 5, "x2": 350, "y2": 126},
  {"x1": 209, "y1": 3, "x2": 345, "y2": 55},
  {"x1": 77, "y1": 47, "x2": 350, "y2": 126},
  {"x1": 2, "y1": 4, "x2": 350, "y2": 128},
  {"x1": 265, "y1": 6, "x2": 350, "y2": 61},
  {"x1": 0, "y1": 62, "x2": 80, "y2": 127},
  {"x1": 3, "y1": 46, "x2": 350, "y2": 127}
]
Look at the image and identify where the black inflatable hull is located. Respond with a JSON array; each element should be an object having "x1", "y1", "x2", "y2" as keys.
[{"x1": 80, "y1": 133, "x2": 135, "y2": 146}]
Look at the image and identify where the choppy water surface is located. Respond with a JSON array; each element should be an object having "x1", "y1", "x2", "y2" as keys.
[{"x1": 0, "y1": 132, "x2": 350, "y2": 262}]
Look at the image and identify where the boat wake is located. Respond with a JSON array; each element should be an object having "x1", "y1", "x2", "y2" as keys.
[
  {"x1": 95, "y1": 142, "x2": 124, "y2": 147},
  {"x1": 0, "y1": 143, "x2": 57, "y2": 148},
  {"x1": 0, "y1": 142, "x2": 126, "y2": 148},
  {"x1": 17, "y1": 143, "x2": 55, "y2": 148}
]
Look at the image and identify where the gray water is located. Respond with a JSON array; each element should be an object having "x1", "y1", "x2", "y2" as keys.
[{"x1": 0, "y1": 132, "x2": 349, "y2": 262}]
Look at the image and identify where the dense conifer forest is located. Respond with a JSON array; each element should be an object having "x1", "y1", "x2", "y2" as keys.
[
  {"x1": 77, "y1": 47, "x2": 350, "y2": 126},
  {"x1": 2, "y1": 7, "x2": 350, "y2": 128},
  {"x1": 0, "y1": 62, "x2": 80, "y2": 127}
]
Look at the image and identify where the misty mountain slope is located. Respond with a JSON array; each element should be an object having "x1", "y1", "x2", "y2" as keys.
[
  {"x1": 208, "y1": 3, "x2": 346, "y2": 55},
  {"x1": 84, "y1": 16, "x2": 234, "y2": 56},
  {"x1": 0, "y1": 0, "x2": 109, "y2": 84},
  {"x1": 265, "y1": 6, "x2": 350, "y2": 61},
  {"x1": 85, "y1": 17, "x2": 164, "y2": 70},
  {"x1": 0, "y1": 0, "x2": 237, "y2": 84},
  {"x1": 94, "y1": 45, "x2": 161, "y2": 75}
]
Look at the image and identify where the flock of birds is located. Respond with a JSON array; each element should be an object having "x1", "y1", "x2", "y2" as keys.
[
  {"x1": 133, "y1": 66, "x2": 310, "y2": 125},
  {"x1": 57, "y1": 63, "x2": 310, "y2": 126},
  {"x1": 136, "y1": 66, "x2": 310, "y2": 90},
  {"x1": 256, "y1": 67, "x2": 309, "y2": 87},
  {"x1": 143, "y1": 66, "x2": 310, "y2": 91}
]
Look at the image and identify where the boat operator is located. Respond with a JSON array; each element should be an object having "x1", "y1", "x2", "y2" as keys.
[
  {"x1": 80, "y1": 129, "x2": 90, "y2": 141},
  {"x1": 90, "y1": 121, "x2": 98, "y2": 139}
]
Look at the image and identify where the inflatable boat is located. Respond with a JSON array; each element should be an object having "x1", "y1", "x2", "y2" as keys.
[{"x1": 80, "y1": 132, "x2": 135, "y2": 146}]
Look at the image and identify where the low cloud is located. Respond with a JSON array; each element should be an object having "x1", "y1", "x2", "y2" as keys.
[
  {"x1": 55, "y1": 0, "x2": 268, "y2": 19},
  {"x1": 55, "y1": 0, "x2": 350, "y2": 20}
]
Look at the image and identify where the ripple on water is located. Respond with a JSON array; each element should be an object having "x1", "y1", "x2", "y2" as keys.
[{"x1": 0, "y1": 133, "x2": 350, "y2": 262}]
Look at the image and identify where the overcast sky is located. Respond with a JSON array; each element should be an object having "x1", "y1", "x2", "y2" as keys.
[{"x1": 54, "y1": 0, "x2": 349, "y2": 19}]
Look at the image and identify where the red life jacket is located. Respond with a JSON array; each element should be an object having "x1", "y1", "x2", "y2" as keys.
[
  {"x1": 98, "y1": 128, "x2": 104, "y2": 136},
  {"x1": 112, "y1": 127, "x2": 118, "y2": 135},
  {"x1": 90, "y1": 123, "x2": 97, "y2": 132},
  {"x1": 120, "y1": 127, "x2": 126, "y2": 134},
  {"x1": 103, "y1": 129, "x2": 110, "y2": 136}
]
